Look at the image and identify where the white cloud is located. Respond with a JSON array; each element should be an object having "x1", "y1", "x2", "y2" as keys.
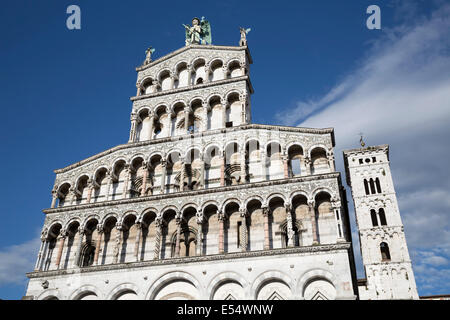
[
  {"x1": 0, "y1": 237, "x2": 40, "y2": 286},
  {"x1": 276, "y1": 2, "x2": 450, "y2": 295}
]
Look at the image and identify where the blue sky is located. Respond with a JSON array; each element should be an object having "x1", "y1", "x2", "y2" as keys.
[{"x1": 0, "y1": 0, "x2": 449, "y2": 299}]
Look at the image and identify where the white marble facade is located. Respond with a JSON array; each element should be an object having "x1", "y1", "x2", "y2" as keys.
[{"x1": 25, "y1": 35, "x2": 417, "y2": 300}]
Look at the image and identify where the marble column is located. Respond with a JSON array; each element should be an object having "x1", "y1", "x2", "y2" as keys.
[
  {"x1": 122, "y1": 166, "x2": 130, "y2": 199},
  {"x1": 134, "y1": 222, "x2": 142, "y2": 262},
  {"x1": 167, "y1": 113, "x2": 173, "y2": 137},
  {"x1": 240, "y1": 210, "x2": 248, "y2": 252},
  {"x1": 105, "y1": 171, "x2": 112, "y2": 201},
  {"x1": 86, "y1": 179, "x2": 94, "y2": 203},
  {"x1": 69, "y1": 188, "x2": 76, "y2": 205},
  {"x1": 148, "y1": 114, "x2": 154, "y2": 140},
  {"x1": 222, "y1": 66, "x2": 228, "y2": 80},
  {"x1": 204, "y1": 64, "x2": 211, "y2": 83},
  {"x1": 329, "y1": 153, "x2": 336, "y2": 172},
  {"x1": 35, "y1": 236, "x2": 46, "y2": 271},
  {"x1": 174, "y1": 217, "x2": 182, "y2": 258},
  {"x1": 184, "y1": 107, "x2": 190, "y2": 133},
  {"x1": 112, "y1": 224, "x2": 122, "y2": 264},
  {"x1": 218, "y1": 212, "x2": 225, "y2": 254},
  {"x1": 50, "y1": 191, "x2": 58, "y2": 209},
  {"x1": 309, "y1": 200, "x2": 319, "y2": 244},
  {"x1": 261, "y1": 151, "x2": 267, "y2": 181},
  {"x1": 283, "y1": 155, "x2": 289, "y2": 179},
  {"x1": 285, "y1": 204, "x2": 294, "y2": 247},
  {"x1": 74, "y1": 228, "x2": 85, "y2": 267},
  {"x1": 220, "y1": 152, "x2": 226, "y2": 186},
  {"x1": 240, "y1": 150, "x2": 246, "y2": 184},
  {"x1": 93, "y1": 226, "x2": 103, "y2": 265},
  {"x1": 202, "y1": 103, "x2": 209, "y2": 131},
  {"x1": 262, "y1": 207, "x2": 270, "y2": 250},
  {"x1": 200, "y1": 155, "x2": 205, "y2": 189},
  {"x1": 160, "y1": 160, "x2": 167, "y2": 194},
  {"x1": 154, "y1": 219, "x2": 162, "y2": 260},
  {"x1": 128, "y1": 113, "x2": 139, "y2": 143},
  {"x1": 55, "y1": 230, "x2": 66, "y2": 269},
  {"x1": 179, "y1": 161, "x2": 185, "y2": 192},
  {"x1": 141, "y1": 163, "x2": 148, "y2": 196},
  {"x1": 305, "y1": 156, "x2": 312, "y2": 175},
  {"x1": 196, "y1": 214, "x2": 203, "y2": 256},
  {"x1": 187, "y1": 64, "x2": 193, "y2": 86},
  {"x1": 221, "y1": 100, "x2": 228, "y2": 128},
  {"x1": 332, "y1": 202, "x2": 345, "y2": 242}
]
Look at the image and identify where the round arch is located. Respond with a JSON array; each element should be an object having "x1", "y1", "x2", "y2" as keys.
[
  {"x1": 146, "y1": 271, "x2": 201, "y2": 300},
  {"x1": 106, "y1": 282, "x2": 140, "y2": 300}
]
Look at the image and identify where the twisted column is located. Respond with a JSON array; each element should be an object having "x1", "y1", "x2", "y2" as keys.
[
  {"x1": 93, "y1": 225, "x2": 103, "y2": 265},
  {"x1": 154, "y1": 219, "x2": 162, "y2": 260}
]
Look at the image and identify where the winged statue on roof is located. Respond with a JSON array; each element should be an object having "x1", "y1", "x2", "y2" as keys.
[{"x1": 183, "y1": 17, "x2": 212, "y2": 45}]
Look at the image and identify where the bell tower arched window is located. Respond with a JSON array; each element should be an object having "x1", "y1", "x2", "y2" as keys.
[{"x1": 380, "y1": 242, "x2": 391, "y2": 261}]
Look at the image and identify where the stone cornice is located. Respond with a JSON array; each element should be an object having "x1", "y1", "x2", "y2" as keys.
[
  {"x1": 26, "y1": 242, "x2": 351, "y2": 279},
  {"x1": 343, "y1": 144, "x2": 389, "y2": 158},
  {"x1": 54, "y1": 125, "x2": 335, "y2": 173},
  {"x1": 131, "y1": 75, "x2": 254, "y2": 101},
  {"x1": 43, "y1": 172, "x2": 341, "y2": 214},
  {"x1": 136, "y1": 44, "x2": 252, "y2": 72}
]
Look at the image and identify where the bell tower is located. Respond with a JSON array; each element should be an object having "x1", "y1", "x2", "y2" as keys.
[{"x1": 343, "y1": 144, "x2": 418, "y2": 299}]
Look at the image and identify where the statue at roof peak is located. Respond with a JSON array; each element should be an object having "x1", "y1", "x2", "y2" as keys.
[{"x1": 183, "y1": 17, "x2": 212, "y2": 46}]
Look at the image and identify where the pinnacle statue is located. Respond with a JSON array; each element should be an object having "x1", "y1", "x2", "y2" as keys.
[{"x1": 183, "y1": 17, "x2": 211, "y2": 45}]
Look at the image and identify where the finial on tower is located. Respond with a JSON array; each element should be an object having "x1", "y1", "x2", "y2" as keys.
[
  {"x1": 359, "y1": 132, "x2": 366, "y2": 147},
  {"x1": 239, "y1": 27, "x2": 251, "y2": 46},
  {"x1": 183, "y1": 17, "x2": 212, "y2": 46}
]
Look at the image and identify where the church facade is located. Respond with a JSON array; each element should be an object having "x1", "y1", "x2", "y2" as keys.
[{"x1": 24, "y1": 20, "x2": 418, "y2": 300}]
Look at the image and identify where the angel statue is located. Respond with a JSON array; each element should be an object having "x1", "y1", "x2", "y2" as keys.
[
  {"x1": 144, "y1": 46, "x2": 155, "y2": 65},
  {"x1": 183, "y1": 17, "x2": 212, "y2": 45},
  {"x1": 239, "y1": 27, "x2": 251, "y2": 46}
]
